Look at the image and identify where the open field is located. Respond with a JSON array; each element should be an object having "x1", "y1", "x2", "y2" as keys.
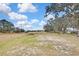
[{"x1": 0, "y1": 32, "x2": 79, "y2": 56}]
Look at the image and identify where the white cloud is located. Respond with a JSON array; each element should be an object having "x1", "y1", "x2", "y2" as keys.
[
  {"x1": 25, "y1": 25, "x2": 32, "y2": 28},
  {"x1": 39, "y1": 20, "x2": 46, "y2": 26},
  {"x1": 16, "y1": 21, "x2": 28, "y2": 26},
  {"x1": 38, "y1": 20, "x2": 46, "y2": 30},
  {"x1": 22, "y1": 24, "x2": 32, "y2": 30},
  {"x1": 8, "y1": 12, "x2": 28, "y2": 21},
  {"x1": 45, "y1": 14, "x2": 55, "y2": 20},
  {"x1": 15, "y1": 19, "x2": 40, "y2": 30},
  {"x1": 4, "y1": 3, "x2": 11, "y2": 6},
  {"x1": 18, "y1": 3, "x2": 37, "y2": 13},
  {"x1": 15, "y1": 20, "x2": 32, "y2": 30},
  {"x1": 0, "y1": 3, "x2": 11, "y2": 14},
  {"x1": 31, "y1": 19, "x2": 39, "y2": 24},
  {"x1": 15, "y1": 17, "x2": 46, "y2": 30}
]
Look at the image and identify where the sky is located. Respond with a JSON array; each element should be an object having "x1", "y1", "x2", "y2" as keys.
[{"x1": 0, "y1": 3, "x2": 54, "y2": 30}]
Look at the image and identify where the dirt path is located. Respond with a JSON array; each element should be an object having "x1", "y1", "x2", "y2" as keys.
[
  {"x1": 37, "y1": 33, "x2": 79, "y2": 55},
  {"x1": 0, "y1": 33, "x2": 79, "y2": 56},
  {"x1": 0, "y1": 33, "x2": 26, "y2": 41}
]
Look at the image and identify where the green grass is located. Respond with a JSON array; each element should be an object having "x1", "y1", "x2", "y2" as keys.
[
  {"x1": 0, "y1": 33, "x2": 79, "y2": 55},
  {"x1": 2, "y1": 35, "x2": 37, "y2": 47},
  {"x1": 0, "y1": 34, "x2": 38, "y2": 55},
  {"x1": 0, "y1": 33, "x2": 55, "y2": 55}
]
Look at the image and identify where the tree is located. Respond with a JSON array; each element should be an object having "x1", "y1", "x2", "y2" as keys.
[
  {"x1": 44, "y1": 3, "x2": 79, "y2": 35},
  {"x1": 14, "y1": 27, "x2": 25, "y2": 33},
  {"x1": 0, "y1": 19, "x2": 14, "y2": 33}
]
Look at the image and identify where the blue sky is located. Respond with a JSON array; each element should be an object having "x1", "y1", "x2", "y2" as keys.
[{"x1": 0, "y1": 3, "x2": 50, "y2": 30}]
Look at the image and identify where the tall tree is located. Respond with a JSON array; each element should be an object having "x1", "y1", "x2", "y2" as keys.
[
  {"x1": 0, "y1": 19, "x2": 14, "y2": 32},
  {"x1": 44, "y1": 3, "x2": 79, "y2": 35}
]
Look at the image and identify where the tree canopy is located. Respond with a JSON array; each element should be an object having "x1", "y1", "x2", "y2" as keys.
[
  {"x1": 44, "y1": 3, "x2": 79, "y2": 34},
  {"x1": 0, "y1": 19, "x2": 25, "y2": 33},
  {"x1": 0, "y1": 19, "x2": 14, "y2": 32}
]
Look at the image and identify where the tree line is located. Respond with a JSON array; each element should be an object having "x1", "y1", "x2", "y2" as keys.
[
  {"x1": 0, "y1": 19, "x2": 25, "y2": 33},
  {"x1": 0, "y1": 19, "x2": 44, "y2": 33},
  {"x1": 44, "y1": 3, "x2": 79, "y2": 36}
]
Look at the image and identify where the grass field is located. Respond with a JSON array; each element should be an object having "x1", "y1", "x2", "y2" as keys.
[{"x1": 0, "y1": 32, "x2": 79, "y2": 56}]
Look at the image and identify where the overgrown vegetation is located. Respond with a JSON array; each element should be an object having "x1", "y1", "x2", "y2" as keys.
[
  {"x1": 44, "y1": 3, "x2": 79, "y2": 36},
  {"x1": 0, "y1": 33, "x2": 38, "y2": 55},
  {"x1": 0, "y1": 19, "x2": 25, "y2": 33}
]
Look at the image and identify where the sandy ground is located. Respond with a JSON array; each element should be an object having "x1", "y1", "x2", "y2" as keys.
[
  {"x1": 37, "y1": 33, "x2": 79, "y2": 55},
  {"x1": 0, "y1": 32, "x2": 79, "y2": 56},
  {"x1": 0, "y1": 33, "x2": 26, "y2": 41}
]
